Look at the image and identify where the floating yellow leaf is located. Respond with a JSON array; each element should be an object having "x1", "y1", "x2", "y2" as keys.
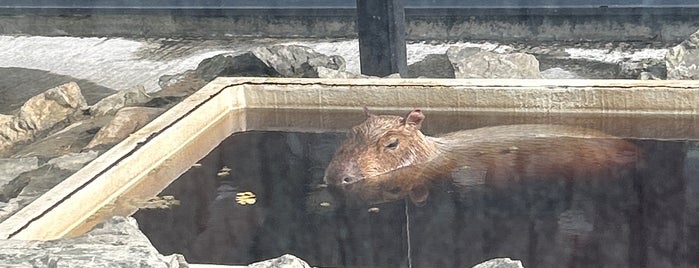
[
  {"x1": 217, "y1": 166, "x2": 232, "y2": 177},
  {"x1": 236, "y1": 191, "x2": 257, "y2": 205}
]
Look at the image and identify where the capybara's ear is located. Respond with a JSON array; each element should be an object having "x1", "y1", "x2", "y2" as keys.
[
  {"x1": 363, "y1": 106, "x2": 376, "y2": 118},
  {"x1": 408, "y1": 184, "x2": 429, "y2": 207},
  {"x1": 402, "y1": 109, "x2": 424, "y2": 129}
]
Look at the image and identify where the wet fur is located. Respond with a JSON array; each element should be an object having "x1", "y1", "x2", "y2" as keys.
[{"x1": 324, "y1": 109, "x2": 640, "y2": 205}]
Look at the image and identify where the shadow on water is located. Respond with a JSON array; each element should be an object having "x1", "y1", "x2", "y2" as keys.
[{"x1": 132, "y1": 111, "x2": 699, "y2": 268}]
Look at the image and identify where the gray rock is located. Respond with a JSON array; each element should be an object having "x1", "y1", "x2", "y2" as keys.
[
  {"x1": 407, "y1": 54, "x2": 455, "y2": 78},
  {"x1": 666, "y1": 29, "x2": 699, "y2": 80},
  {"x1": 16, "y1": 82, "x2": 87, "y2": 128},
  {"x1": 447, "y1": 46, "x2": 541, "y2": 79},
  {"x1": 0, "y1": 82, "x2": 87, "y2": 156},
  {"x1": 316, "y1": 66, "x2": 363, "y2": 79},
  {"x1": 639, "y1": 71, "x2": 662, "y2": 80},
  {"x1": 195, "y1": 45, "x2": 346, "y2": 81},
  {"x1": 471, "y1": 258, "x2": 524, "y2": 268},
  {"x1": 0, "y1": 216, "x2": 185, "y2": 268},
  {"x1": 0, "y1": 166, "x2": 72, "y2": 221},
  {"x1": 85, "y1": 107, "x2": 165, "y2": 150},
  {"x1": 11, "y1": 116, "x2": 112, "y2": 160},
  {"x1": 89, "y1": 85, "x2": 152, "y2": 116},
  {"x1": 537, "y1": 57, "x2": 620, "y2": 79},
  {"x1": 0, "y1": 157, "x2": 38, "y2": 202},
  {"x1": 10, "y1": 165, "x2": 74, "y2": 206},
  {"x1": 195, "y1": 53, "x2": 244, "y2": 81},
  {"x1": 541, "y1": 67, "x2": 582, "y2": 79},
  {"x1": 152, "y1": 71, "x2": 208, "y2": 108},
  {"x1": 46, "y1": 150, "x2": 99, "y2": 171},
  {"x1": 1, "y1": 151, "x2": 99, "y2": 221},
  {"x1": 620, "y1": 58, "x2": 666, "y2": 80},
  {"x1": 249, "y1": 45, "x2": 345, "y2": 77},
  {"x1": 159, "y1": 71, "x2": 193, "y2": 89},
  {"x1": 0, "y1": 67, "x2": 115, "y2": 115},
  {"x1": 0, "y1": 157, "x2": 39, "y2": 184},
  {"x1": 0, "y1": 200, "x2": 20, "y2": 222},
  {"x1": 248, "y1": 254, "x2": 311, "y2": 268}
]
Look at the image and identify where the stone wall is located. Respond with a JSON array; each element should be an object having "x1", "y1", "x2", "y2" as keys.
[{"x1": 1, "y1": 7, "x2": 698, "y2": 42}]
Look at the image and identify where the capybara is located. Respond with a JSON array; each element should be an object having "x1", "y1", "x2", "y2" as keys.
[{"x1": 324, "y1": 108, "x2": 640, "y2": 205}]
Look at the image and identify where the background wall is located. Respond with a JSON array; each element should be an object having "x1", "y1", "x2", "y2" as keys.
[{"x1": 0, "y1": 1, "x2": 698, "y2": 42}]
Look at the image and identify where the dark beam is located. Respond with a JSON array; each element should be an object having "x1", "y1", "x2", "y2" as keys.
[{"x1": 356, "y1": 0, "x2": 408, "y2": 77}]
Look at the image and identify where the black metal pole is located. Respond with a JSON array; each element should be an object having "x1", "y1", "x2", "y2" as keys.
[{"x1": 356, "y1": 0, "x2": 408, "y2": 77}]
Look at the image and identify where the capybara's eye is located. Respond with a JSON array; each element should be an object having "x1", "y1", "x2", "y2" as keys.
[{"x1": 385, "y1": 138, "x2": 399, "y2": 149}]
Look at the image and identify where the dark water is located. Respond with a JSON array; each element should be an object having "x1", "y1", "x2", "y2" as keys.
[{"x1": 133, "y1": 110, "x2": 699, "y2": 267}]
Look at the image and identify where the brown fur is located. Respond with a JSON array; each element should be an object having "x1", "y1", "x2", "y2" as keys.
[{"x1": 324, "y1": 109, "x2": 641, "y2": 205}]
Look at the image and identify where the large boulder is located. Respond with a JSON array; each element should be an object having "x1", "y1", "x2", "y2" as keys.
[
  {"x1": 447, "y1": 47, "x2": 541, "y2": 79},
  {"x1": 85, "y1": 107, "x2": 164, "y2": 150},
  {"x1": 666, "y1": 29, "x2": 699, "y2": 80},
  {"x1": 89, "y1": 85, "x2": 152, "y2": 116},
  {"x1": 407, "y1": 54, "x2": 456, "y2": 78},
  {"x1": 0, "y1": 82, "x2": 87, "y2": 156},
  {"x1": 195, "y1": 45, "x2": 346, "y2": 81},
  {"x1": 196, "y1": 53, "x2": 254, "y2": 81}
]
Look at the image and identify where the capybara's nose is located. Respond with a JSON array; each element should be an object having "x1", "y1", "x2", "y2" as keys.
[
  {"x1": 341, "y1": 176, "x2": 362, "y2": 185},
  {"x1": 324, "y1": 167, "x2": 363, "y2": 186},
  {"x1": 323, "y1": 170, "x2": 341, "y2": 186},
  {"x1": 324, "y1": 158, "x2": 364, "y2": 186}
]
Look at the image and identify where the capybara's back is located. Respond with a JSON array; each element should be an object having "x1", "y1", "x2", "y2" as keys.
[{"x1": 324, "y1": 109, "x2": 641, "y2": 205}]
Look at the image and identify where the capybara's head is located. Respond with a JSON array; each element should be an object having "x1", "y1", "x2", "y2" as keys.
[{"x1": 323, "y1": 108, "x2": 437, "y2": 205}]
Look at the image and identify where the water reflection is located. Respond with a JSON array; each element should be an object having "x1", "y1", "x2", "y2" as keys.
[{"x1": 133, "y1": 130, "x2": 698, "y2": 268}]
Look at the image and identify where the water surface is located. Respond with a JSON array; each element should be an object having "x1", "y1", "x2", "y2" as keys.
[{"x1": 133, "y1": 109, "x2": 699, "y2": 267}]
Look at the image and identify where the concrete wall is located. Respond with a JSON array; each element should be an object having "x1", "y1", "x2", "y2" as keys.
[{"x1": 0, "y1": 7, "x2": 697, "y2": 42}]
